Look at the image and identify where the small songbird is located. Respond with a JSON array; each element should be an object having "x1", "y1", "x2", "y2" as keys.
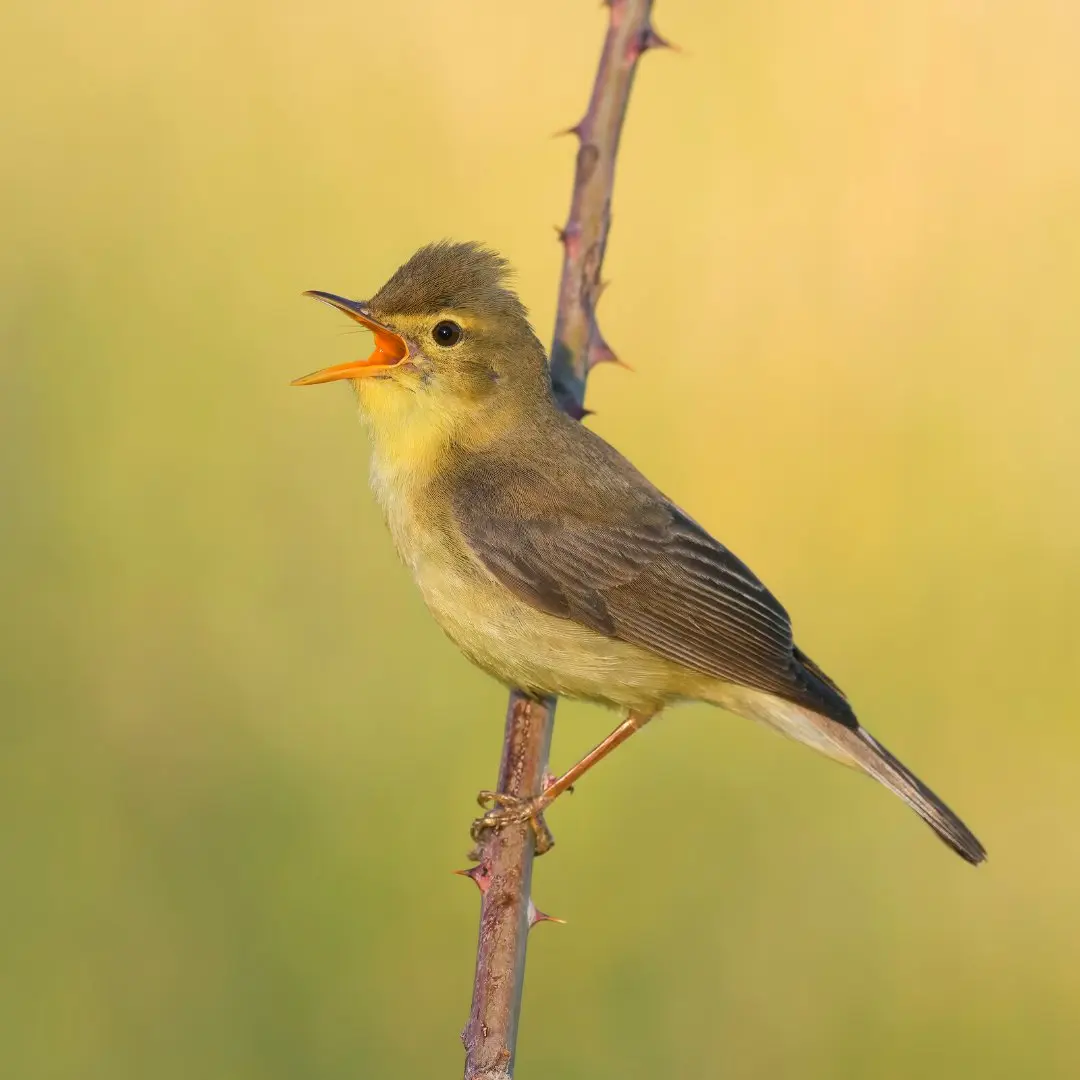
[{"x1": 294, "y1": 241, "x2": 986, "y2": 864}]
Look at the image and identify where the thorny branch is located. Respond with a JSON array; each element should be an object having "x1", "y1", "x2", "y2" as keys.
[{"x1": 461, "y1": 3, "x2": 668, "y2": 1078}]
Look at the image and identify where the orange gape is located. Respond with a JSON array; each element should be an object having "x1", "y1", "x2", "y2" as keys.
[{"x1": 291, "y1": 291, "x2": 409, "y2": 384}]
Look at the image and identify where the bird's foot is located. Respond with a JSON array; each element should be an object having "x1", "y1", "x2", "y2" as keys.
[{"x1": 471, "y1": 790, "x2": 555, "y2": 856}]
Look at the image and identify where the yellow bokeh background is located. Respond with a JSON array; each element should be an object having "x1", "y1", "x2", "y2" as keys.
[{"x1": 3, "y1": 1, "x2": 1079, "y2": 1076}]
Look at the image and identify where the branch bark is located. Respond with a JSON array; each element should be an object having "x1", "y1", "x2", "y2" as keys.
[{"x1": 462, "y1": 4, "x2": 664, "y2": 1077}]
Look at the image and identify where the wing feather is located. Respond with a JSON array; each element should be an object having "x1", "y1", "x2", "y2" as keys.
[{"x1": 450, "y1": 441, "x2": 854, "y2": 725}]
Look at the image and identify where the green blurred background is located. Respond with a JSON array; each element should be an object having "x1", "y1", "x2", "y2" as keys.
[{"x1": 3, "y1": 1, "x2": 1078, "y2": 1076}]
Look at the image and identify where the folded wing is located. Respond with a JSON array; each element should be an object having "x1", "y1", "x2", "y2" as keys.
[{"x1": 450, "y1": 442, "x2": 855, "y2": 727}]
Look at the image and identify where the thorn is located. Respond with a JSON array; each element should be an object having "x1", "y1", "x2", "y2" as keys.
[
  {"x1": 627, "y1": 22, "x2": 678, "y2": 62},
  {"x1": 555, "y1": 223, "x2": 578, "y2": 247},
  {"x1": 587, "y1": 336, "x2": 632, "y2": 371},
  {"x1": 642, "y1": 25, "x2": 677, "y2": 52},
  {"x1": 558, "y1": 220, "x2": 583, "y2": 255},
  {"x1": 453, "y1": 863, "x2": 493, "y2": 893},
  {"x1": 563, "y1": 399, "x2": 594, "y2": 422},
  {"x1": 554, "y1": 120, "x2": 584, "y2": 140},
  {"x1": 535, "y1": 910, "x2": 567, "y2": 926},
  {"x1": 528, "y1": 898, "x2": 567, "y2": 928}
]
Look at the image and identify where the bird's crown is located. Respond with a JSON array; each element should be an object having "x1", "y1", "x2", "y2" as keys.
[{"x1": 369, "y1": 240, "x2": 528, "y2": 322}]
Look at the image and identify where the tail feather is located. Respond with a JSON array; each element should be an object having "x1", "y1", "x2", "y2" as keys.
[
  {"x1": 705, "y1": 680, "x2": 987, "y2": 863},
  {"x1": 791, "y1": 651, "x2": 985, "y2": 864},
  {"x1": 838, "y1": 726, "x2": 987, "y2": 865}
]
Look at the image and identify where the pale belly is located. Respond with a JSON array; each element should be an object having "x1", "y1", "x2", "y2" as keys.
[
  {"x1": 373, "y1": 466, "x2": 686, "y2": 712},
  {"x1": 417, "y1": 553, "x2": 687, "y2": 711},
  {"x1": 419, "y1": 551, "x2": 854, "y2": 759}
]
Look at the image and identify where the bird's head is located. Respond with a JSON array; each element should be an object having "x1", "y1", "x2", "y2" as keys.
[{"x1": 293, "y1": 242, "x2": 551, "y2": 443}]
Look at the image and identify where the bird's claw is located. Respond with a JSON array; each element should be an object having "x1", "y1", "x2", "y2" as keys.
[{"x1": 471, "y1": 790, "x2": 555, "y2": 855}]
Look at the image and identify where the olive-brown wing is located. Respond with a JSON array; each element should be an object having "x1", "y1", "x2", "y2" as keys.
[{"x1": 450, "y1": 458, "x2": 853, "y2": 724}]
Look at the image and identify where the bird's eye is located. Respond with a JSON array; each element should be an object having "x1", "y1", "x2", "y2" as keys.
[{"x1": 432, "y1": 320, "x2": 463, "y2": 347}]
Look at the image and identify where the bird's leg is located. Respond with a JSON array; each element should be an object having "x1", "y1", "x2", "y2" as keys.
[
  {"x1": 472, "y1": 790, "x2": 556, "y2": 855},
  {"x1": 472, "y1": 709, "x2": 656, "y2": 854}
]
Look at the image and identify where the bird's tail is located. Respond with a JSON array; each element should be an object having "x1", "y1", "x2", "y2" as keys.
[
  {"x1": 708, "y1": 681, "x2": 986, "y2": 864},
  {"x1": 826, "y1": 723, "x2": 987, "y2": 865}
]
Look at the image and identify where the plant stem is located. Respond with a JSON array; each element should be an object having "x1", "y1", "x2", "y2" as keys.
[{"x1": 462, "y1": 4, "x2": 664, "y2": 1077}]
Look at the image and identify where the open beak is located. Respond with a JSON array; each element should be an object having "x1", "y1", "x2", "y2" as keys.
[{"x1": 292, "y1": 291, "x2": 409, "y2": 385}]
